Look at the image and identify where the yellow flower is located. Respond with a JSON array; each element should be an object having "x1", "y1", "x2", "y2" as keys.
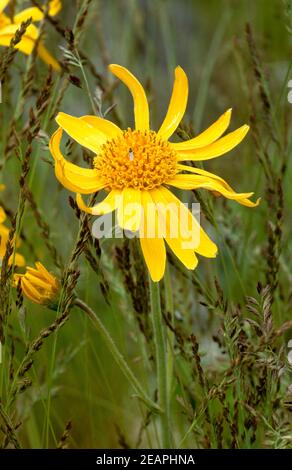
[
  {"x1": 0, "y1": 0, "x2": 61, "y2": 71},
  {"x1": 0, "y1": 185, "x2": 25, "y2": 267},
  {"x1": 14, "y1": 262, "x2": 59, "y2": 306},
  {"x1": 49, "y1": 65, "x2": 259, "y2": 282}
]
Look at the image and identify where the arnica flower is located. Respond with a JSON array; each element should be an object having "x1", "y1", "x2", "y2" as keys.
[
  {"x1": 0, "y1": 185, "x2": 25, "y2": 267},
  {"x1": 49, "y1": 65, "x2": 259, "y2": 282},
  {"x1": 14, "y1": 262, "x2": 59, "y2": 306},
  {"x1": 0, "y1": 0, "x2": 61, "y2": 71}
]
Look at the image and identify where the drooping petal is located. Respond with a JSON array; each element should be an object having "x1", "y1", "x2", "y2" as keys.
[
  {"x1": 117, "y1": 188, "x2": 142, "y2": 232},
  {"x1": 55, "y1": 113, "x2": 111, "y2": 154},
  {"x1": 177, "y1": 125, "x2": 249, "y2": 161},
  {"x1": 54, "y1": 164, "x2": 103, "y2": 194},
  {"x1": 37, "y1": 42, "x2": 60, "y2": 71},
  {"x1": 76, "y1": 190, "x2": 122, "y2": 215},
  {"x1": 139, "y1": 191, "x2": 166, "y2": 282},
  {"x1": 14, "y1": 0, "x2": 62, "y2": 23},
  {"x1": 170, "y1": 108, "x2": 232, "y2": 150},
  {"x1": 50, "y1": 129, "x2": 100, "y2": 177},
  {"x1": 172, "y1": 165, "x2": 260, "y2": 207},
  {"x1": 177, "y1": 163, "x2": 229, "y2": 183},
  {"x1": 109, "y1": 64, "x2": 149, "y2": 131},
  {"x1": 152, "y1": 186, "x2": 217, "y2": 258},
  {"x1": 158, "y1": 66, "x2": 188, "y2": 141},
  {"x1": 49, "y1": 128, "x2": 104, "y2": 194}
]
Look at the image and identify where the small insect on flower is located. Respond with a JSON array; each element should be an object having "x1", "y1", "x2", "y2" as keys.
[
  {"x1": 0, "y1": 0, "x2": 61, "y2": 70},
  {"x1": 49, "y1": 65, "x2": 260, "y2": 282},
  {"x1": 14, "y1": 262, "x2": 60, "y2": 307},
  {"x1": 0, "y1": 185, "x2": 25, "y2": 267}
]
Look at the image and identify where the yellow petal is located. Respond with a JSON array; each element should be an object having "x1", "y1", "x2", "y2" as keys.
[
  {"x1": 50, "y1": 129, "x2": 100, "y2": 176},
  {"x1": 117, "y1": 188, "x2": 142, "y2": 232},
  {"x1": 26, "y1": 273, "x2": 49, "y2": 289},
  {"x1": 158, "y1": 66, "x2": 188, "y2": 141},
  {"x1": 177, "y1": 163, "x2": 228, "y2": 182},
  {"x1": 139, "y1": 191, "x2": 166, "y2": 282},
  {"x1": 21, "y1": 278, "x2": 42, "y2": 304},
  {"x1": 109, "y1": 64, "x2": 149, "y2": 131},
  {"x1": 25, "y1": 267, "x2": 44, "y2": 281},
  {"x1": 169, "y1": 174, "x2": 254, "y2": 197},
  {"x1": 47, "y1": 0, "x2": 62, "y2": 16},
  {"x1": 0, "y1": 23, "x2": 59, "y2": 70},
  {"x1": 172, "y1": 167, "x2": 260, "y2": 207},
  {"x1": 0, "y1": 32, "x2": 34, "y2": 54},
  {"x1": 76, "y1": 190, "x2": 121, "y2": 215},
  {"x1": 170, "y1": 108, "x2": 232, "y2": 150},
  {"x1": 177, "y1": 165, "x2": 260, "y2": 204},
  {"x1": 165, "y1": 235, "x2": 198, "y2": 270},
  {"x1": 0, "y1": 1, "x2": 9, "y2": 14},
  {"x1": 14, "y1": 7, "x2": 44, "y2": 23},
  {"x1": 0, "y1": 207, "x2": 6, "y2": 223},
  {"x1": 152, "y1": 186, "x2": 217, "y2": 258},
  {"x1": 0, "y1": 223, "x2": 9, "y2": 243},
  {"x1": 49, "y1": 128, "x2": 104, "y2": 194},
  {"x1": 35, "y1": 262, "x2": 56, "y2": 284},
  {"x1": 10, "y1": 253, "x2": 25, "y2": 267},
  {"x1": 14, "y1": 0, "x2": 62, "y2": 23},
  {"x1": 0, "y1": 12, "x2": 9, "y2": 25},
  {"x1": 80, "y1": 115, "x2": 122, "y2": 140},
  {"x1": 0, "y1": 23, "x2": 37, "y2": 54},
  {"x1": 37, "y1": 42, "x2": 60, "y2": 71},
  {"x1": 177, "y1": 125, "x2": 249, "y2": 161},
  {"x1": 0, "y1": 245, "x2": 6, "y2": 258},
  {"x1": 151, "y1": 189, "x2": 198, "y2": 269},
  {"x1": 55, "y1": 112, "x2": 110, "y2": 154}
]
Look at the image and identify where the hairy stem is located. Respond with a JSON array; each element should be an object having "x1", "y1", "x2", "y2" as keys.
[
  {"x1": 149, "y1": 277, "x2": 172, "y2": 448},
  {"x1": 164, "y1": 264, "x2": 174, "y2": 401}
]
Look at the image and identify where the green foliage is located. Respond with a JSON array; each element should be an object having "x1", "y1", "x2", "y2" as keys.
[{"x1": 0, "y1": 0, "x2": 291, "y2": 449}]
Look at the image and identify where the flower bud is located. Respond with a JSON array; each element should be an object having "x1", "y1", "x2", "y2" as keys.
[{"x1": 14, "y1": 262, "x2": 60, "y2": 307}]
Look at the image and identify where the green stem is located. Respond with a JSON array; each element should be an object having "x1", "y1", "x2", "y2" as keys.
[
  {"x1": 74, "y1": 298, "x2": 160, "y2": 414},
  {"x1": 149, "y1": 277, "x2": 172, "y2": 449},
  {"x1": 164, "y1": 264, "x2": 174, "y2": 400},
  {"x1": 75, "y1": 49, "x2": 98, "y2": 115}
]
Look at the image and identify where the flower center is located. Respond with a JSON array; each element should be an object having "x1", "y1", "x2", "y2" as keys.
[{"x1": 94, "y1": 129, "x2": 177, "y2": 190}]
